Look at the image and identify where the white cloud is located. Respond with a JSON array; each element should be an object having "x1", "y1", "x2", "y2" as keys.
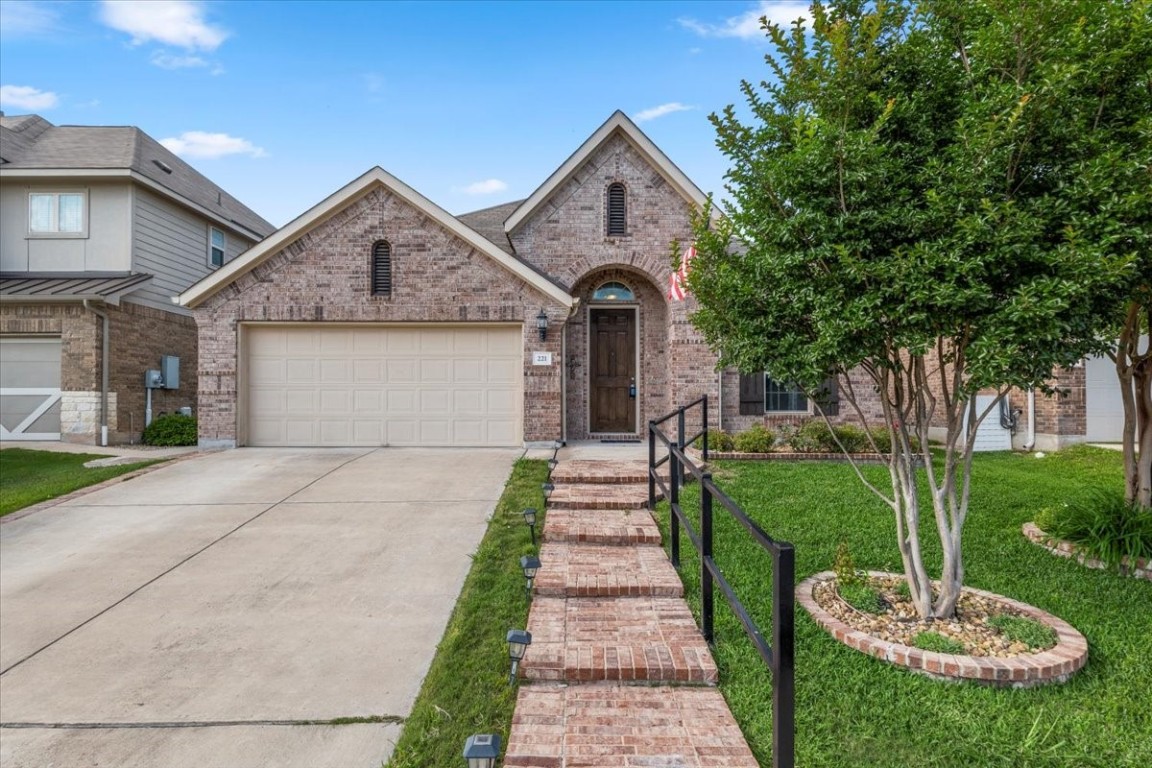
[
  {"x1": 159, "y1": 131, "x2": 265, "y2": 159},
  {"x1": 0, "y1": 1, "x2": 60, "y2": 38},
  {"x1": 455, "y1": 179, "x2": 509, "y2": 196},
  {"x1": 150, "y1": 51, "x2": 209, "y2": 69},
  {"x1": 99, "y1": 0, "x2": 227, "y2": 51},
  {"x1": 634, "y1": 102, "x2": 694, "y2": 123},
  {"x1": 678, "y1": 1, "x2": 810, "y2": 39},
  {"x1": 0, "y1": 84, "x2": 59, "y2": 110}
]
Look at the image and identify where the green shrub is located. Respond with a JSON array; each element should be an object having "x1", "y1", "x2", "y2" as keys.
[
  {"x1": 838, "y1": 582, "x2": 886, "y2": 614},
  {"x1": 1038, "y1": 490, "x2": 1152, "y2": 568},
  {"x1": 707, "y1": 429, "x2": 735, "y2": 452},
  {"x1": 869, "y1": 427, "x2": 893, "y2": 454},
  {"x1": 836, "y1": 424, "x2": 869, "y2": 453},
  {"x1": 913, "y1": 631, "x2": 966, "y2": 654},
  {"x1": 142, "y1": 413, "x2": 198, "y2": 446},
  {"x1": 788, "y1": 420, "x2": 833, "y2": 452},
  {"x1": 987, "y1": 615, "x2": 1057, "y2": 650},
  {"x1": 895, "y1": 579, "x2": 911, "y2": 600},
  {"x1": 733, "y1": 423, "x2": 775, "y2": 453},
  {"x1": 833, "y1": 540, "x2": 861, "y2": 586}
]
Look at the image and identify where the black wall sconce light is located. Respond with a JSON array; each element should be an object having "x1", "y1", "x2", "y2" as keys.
[{"x1": 536, "y1": 309, "x2": 549, "y2": 342}]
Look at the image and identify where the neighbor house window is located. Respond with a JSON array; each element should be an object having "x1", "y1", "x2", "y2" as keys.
[
  {"x1": 739, "y1": 372, "x2": 839, "y2": 415},
  {"x1": 209, "y1": 227, "x2": 226, "y2": 267},
  {"x1": 606, "y1": 182, "x2": 627, "y2": 236},
  {"x1": 371, "y1": 240, "x2": 392, "y2": 297},
  {"x1": 28, "y1": 192, "x2": 85, "y2": 235}
]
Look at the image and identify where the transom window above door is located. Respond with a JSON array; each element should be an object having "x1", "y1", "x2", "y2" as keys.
[{"x1": 592, "y1": 281, "x2": 634, "y2": 301}]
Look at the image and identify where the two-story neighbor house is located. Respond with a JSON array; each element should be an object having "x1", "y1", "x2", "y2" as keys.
[
  {"x1": 176, "y1": 111, "x2": 1125, "y2": 450},
  {"x1": 0, "y1": 113, "x2": 274, "y2": 444}
]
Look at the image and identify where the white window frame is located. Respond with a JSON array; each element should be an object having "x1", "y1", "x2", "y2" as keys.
[
  {"x1": 209, "y1": 226, "x2": 226, "y2": 268},
  {"x1": 26, "y1": 190, "x2": 88, "y2": 238}
]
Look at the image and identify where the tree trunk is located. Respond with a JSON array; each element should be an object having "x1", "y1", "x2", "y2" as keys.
[{"x1": 1116, "y1": 300, "x2": 1151, "y2": 508}]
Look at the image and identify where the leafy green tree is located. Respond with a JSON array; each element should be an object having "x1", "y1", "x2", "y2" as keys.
[{"x1": 688, "y1": 0, "x2": 1144, "y2": 618}]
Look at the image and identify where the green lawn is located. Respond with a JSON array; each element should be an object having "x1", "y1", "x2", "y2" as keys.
[
  {"x1": 656, "y1": 446, "x2": 1152, "y2": 768},
  {"x1": 0, "y1": 448, "x2": 164, "y2": 517},
  {"x1": 385, "y1": 458, "x2": 547, "y2": 768}
]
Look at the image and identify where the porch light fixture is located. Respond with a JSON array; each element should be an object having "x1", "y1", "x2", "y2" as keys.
[
  {"x1": 462, "y1": 733, "x2": 501, "y2": 768},
  {"x1": 536, "y1": 309, "x2": 549, "y2": 341},
  {"x1": 523, "y1": 507, "x2": 537, "y2": 547},
  {"x1": 520, "y1": 554, "x2": 541, "y2": 597},
  {"x1": 506, "y1": 629, "x2": 532, "y2": 685}
]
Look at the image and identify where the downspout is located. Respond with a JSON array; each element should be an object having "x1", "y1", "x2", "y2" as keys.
[
  {"x1": 83, "y1": 300, "x2": 110, "y2": 447},
  {"x1": 1023, "y1": 388, "x2": 1036, "y2": 452}
]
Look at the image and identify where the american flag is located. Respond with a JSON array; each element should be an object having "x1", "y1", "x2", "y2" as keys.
[{"x1": 668, "y1": 244, "x2": 696, "y2": 301}]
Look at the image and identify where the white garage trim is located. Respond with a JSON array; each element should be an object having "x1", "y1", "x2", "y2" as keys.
[{"x1": 241, "y1": 323, "x2": 524, "y2": 447}]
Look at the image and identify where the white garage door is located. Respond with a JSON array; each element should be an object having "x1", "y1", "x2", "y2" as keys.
[
  {"x1": 0, "y1": 337, "x2": 62, "y2": 441},
  {"x1": 245, "y1": 325, "x2": 523, "y2": 447}
]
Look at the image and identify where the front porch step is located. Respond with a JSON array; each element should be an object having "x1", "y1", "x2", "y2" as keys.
[
  {"x1": 542, "y1": 507, "x2": 662, "y2": 546},
  {"x1": 505, "y1": 684, "x2": 759, "y2": 768},
  {"x1": 550, "y1": 459, "x2": 663, "y2": 485},
  {"x1": 522, "y1": 597, "x2": 717, "y2": 684},
  {"x1": 548, "y1": 483, "x2": 651, "y2": 510},
  {"x1": 534, "y1": 542, "x2": 682, "y2": 598}
]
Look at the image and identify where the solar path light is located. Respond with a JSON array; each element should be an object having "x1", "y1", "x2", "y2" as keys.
[
  {"x1": 520, "y1": 554, "x2": 541, "y2": 597},
  {"x1": 463, "y1": 733, "x2": 501, "y2": 768},
  {"x1": 506, "y1": 628, "x2": 532, "y2": 685},
  {"x1": 522, "y1": 507, "x2": 537, "y2": 547}
]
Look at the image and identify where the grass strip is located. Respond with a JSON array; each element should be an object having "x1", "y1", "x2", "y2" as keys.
[
  {"x1": 385, "y1": 458, "x2": 547, "y2": 768},
  {"x1": 0, "y1": 448, "x2": 164, "y2": 517}
]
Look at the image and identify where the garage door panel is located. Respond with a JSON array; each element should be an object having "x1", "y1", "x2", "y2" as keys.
[{"x1": 246, "y1": 326, "x2": 522, "y2": 447}]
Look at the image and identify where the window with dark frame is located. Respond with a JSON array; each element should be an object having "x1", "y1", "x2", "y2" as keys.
[
  {"x1": 606, "y1": 182, "x2": 627, "y2": 236},
  {"x1": 738, "y1": 372, "x2": 839, "y2": 415},
  {"x1": 371, "y1": 240, "x2": 392, "y2": 297}
]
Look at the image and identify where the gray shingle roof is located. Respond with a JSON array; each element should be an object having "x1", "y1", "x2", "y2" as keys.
[
  {"x1": 0, "y1": 114, "x2": 274, "y2": 239},
  {"x1": 456, "y1": 199, "x2": 523, "y2": 255}
]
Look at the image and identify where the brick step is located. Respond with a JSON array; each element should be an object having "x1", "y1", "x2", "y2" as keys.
[
  {"x1": 523, "y1": 596, "x2": 717, "y2": 684},
  {"x1": 551, "y1": 459, "x2": 665, "y2": 485},
  {"x1": 548, "y1": 483, "x2": 651, "y2": 510},
  {"x1": 505, "y1": 684, "x2": 759, "y2": 768},
  {"x1": 542, "y1": 508, "x2": 662, "y2": 546},
  {"x1": 534, "y1": 542, "x2": 682, "y2": 598}
]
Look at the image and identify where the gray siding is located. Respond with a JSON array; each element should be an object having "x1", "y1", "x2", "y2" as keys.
[
  {"x1": 0, "y1": 181, "x2": 131, "y2": 272},
  {"x1": 130, "y1": 187, "x2": 258, "y2": 314}
]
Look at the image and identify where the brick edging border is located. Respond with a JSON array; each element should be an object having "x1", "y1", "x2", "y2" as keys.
[
  {"x1": 796, "y1": 570, "x2": 1088, "y2": 688},
  {"x1": 1023, "y1": 522, "x2": 1151, "y2": 581}
]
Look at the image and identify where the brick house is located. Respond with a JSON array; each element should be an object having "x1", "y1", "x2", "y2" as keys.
[
  {"x1": 0, "y1": 114, "x2": 274, "y2": 444},
  {"x1": 177, "y1": 111, "x2": 1129, "y2": 449}
]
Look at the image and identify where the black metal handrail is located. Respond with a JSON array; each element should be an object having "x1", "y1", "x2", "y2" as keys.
[{"x1": 648, "y1": 396, "x2": 795, "y2": 768}]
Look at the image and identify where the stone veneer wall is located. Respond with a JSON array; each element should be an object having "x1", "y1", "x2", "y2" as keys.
[
  {"x1": 0, "y1": 300, "x2": 196, "y2": 444},
  {"x1": 192, "y1": 187, "x2": 567, "y2": 447}
]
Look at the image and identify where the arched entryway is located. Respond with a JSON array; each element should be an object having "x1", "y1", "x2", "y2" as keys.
[{"x1": 565, "y1": 268, "x2": 669, "y2": 440}]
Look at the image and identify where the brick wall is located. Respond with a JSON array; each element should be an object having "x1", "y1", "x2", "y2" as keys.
[
  {"x1": 0, "y1": 300, "x2": 196, "y2": 443},
  {"x1": 720, "y1": 367, "x2": 887, "y2": 436},
  {"x1": 510, "y1": 132, "x2": 720, "y2": 438},
  {"x1": 193, "y1": 186, "x2": 567, "y2": 446}
]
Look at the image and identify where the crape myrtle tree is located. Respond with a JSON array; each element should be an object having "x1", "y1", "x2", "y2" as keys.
[{"x1": 687, "y1": 0, "x2": 1140, "y2": 619}]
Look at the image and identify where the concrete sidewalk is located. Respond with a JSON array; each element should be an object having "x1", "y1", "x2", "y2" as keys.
[{"x1": 0, "y1": 447, "x2": 520, "y2": 768}]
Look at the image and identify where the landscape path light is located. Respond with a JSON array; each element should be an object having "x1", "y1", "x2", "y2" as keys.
[
  {"x1": 520, "y1": 554, "x2": 541, "y2": 597},
  {"x1": 463, "y1": 733, "x2": 501, "y2": 768},
  {"x1": 506, "y1": 628, "x2": 532, "y2": 685},
  {"x1": 522, "y1": 507, "x2": 537, "y2": 547}
]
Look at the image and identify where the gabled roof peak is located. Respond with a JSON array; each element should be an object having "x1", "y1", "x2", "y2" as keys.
[{"x1": 502, "y1": 111, "x2": 709, "y2": 234}]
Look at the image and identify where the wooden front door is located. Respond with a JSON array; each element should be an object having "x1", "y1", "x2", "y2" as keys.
[{"x1": 590, "y1": 308, "x2": 636, "y2": 433}]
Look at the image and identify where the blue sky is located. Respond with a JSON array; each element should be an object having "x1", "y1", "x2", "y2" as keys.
[{"x1": 0, "y1": 1, "x2": 807, "y2": 227}]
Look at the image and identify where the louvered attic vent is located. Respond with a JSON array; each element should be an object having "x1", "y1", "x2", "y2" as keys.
[
  {"x1": 607, "y1": 182, "x2": 627, "y2": 236},
  {"x1": 372, "y1": 240, "x2": 392, "y2": 297}
]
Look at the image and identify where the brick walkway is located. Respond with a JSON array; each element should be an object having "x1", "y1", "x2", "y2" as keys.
[{"x1": 504, "y1": 458, "x2": 759, "y2": 767}]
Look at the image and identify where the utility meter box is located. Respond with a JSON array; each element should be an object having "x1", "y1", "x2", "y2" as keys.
[
  {"x1": 161, "y1": 355, "x2": 180, "y2": 390},
  {"x1": 145, "y1": 369, "x2": 163, "y2": 389}
]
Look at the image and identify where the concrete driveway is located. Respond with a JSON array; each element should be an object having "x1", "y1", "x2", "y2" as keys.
[{"x1": 0, "y1": 447, "x2": 520, "y2": 768}]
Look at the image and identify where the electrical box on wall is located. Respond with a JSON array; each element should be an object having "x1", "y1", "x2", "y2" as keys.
[
  {"x1": 145, "y1": 369, "x2": 163, "y2": 388},
  {"x1": 161, "y1": 355, "x2": 180, "y2": 390}
]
